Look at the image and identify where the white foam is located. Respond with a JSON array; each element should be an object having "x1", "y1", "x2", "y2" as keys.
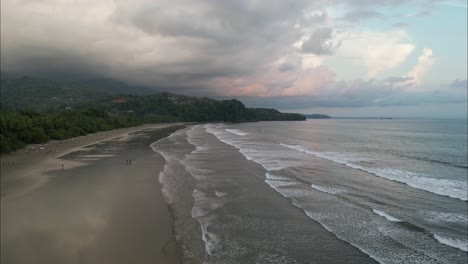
[
  {"x1": 191, "y1": 189, "x2": 223, "y2": 256},
  {"x1": 422, "y1": 211, "x2": 468, "y2": 224},
  {"x1": 182, "y1": 162, "x2": 216, "y2": 179},
  {"x1": 264, "y1": 173, "x2": 447, "y2": 263},
  {"x1": 151, "y1": 129, "x2": 191, "y2": 205},
  {"x1": 215, "y1": 191, "x2": 228, "y2": 197},
  {"x1": 187, "y1": 125, "x2": 209, "y2": 152},
  {"x1": 191, "y1": 189, "x2": 224, "y2": 218},
  {"x1": 264, "y1": 178, "x2": 304, "y2": 200},
  {"x1": 255, "y1": 253, "x2": 298, "y2": 263},
  {"x1": 280, "y1": 143, "x2": 468, "y2": 201},
  {"x1": 225, "y1": 129, "x2": 248, "y2": 136},
  {"x1": 264, "y1": 176, "x2": 423, "y2": 263},
  {"x1": 434, "y1": 234, "x2": 468, "y2": 252},
  {"x1": 196, "y1": 216, "x2": 219, "y2": 256},
  {"x1": 265, "y1": 173, "x2": 290, "y2": 181},
  {"x1": 154, "y1": 126, "x2": 223, "y2": 258},
  {"x1": 311, "y1": 184, "x2": 346, "y2": 195},
  {"x1": 372, "y1": 209, "x2": 401, "y2": 222},
  {"x1": 206, "y1": 125, "x2": 299, "y2": 171}
]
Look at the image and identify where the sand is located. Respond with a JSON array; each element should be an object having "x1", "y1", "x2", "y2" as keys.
[{"x1": 1, "y1": 124, "x2": 186, "y2": 264}]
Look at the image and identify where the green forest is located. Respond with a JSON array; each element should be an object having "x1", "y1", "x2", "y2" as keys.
[
  {"x1": 0, "y1": 110, "x2": 141, "y2": 153},
  {"x1": 0, "y1": 76, "x2": 305, "y2": 154}
]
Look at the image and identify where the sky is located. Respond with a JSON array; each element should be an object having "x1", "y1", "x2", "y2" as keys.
[{"x1": 1, "y1": 0, "x2": 467, "y2": 118}]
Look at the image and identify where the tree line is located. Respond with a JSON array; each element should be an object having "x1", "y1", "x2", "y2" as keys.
[
  {"x1": 1, "y1": 77, "x2": 305, "y2": 154},
  {"x1": 0, "y1": 110, "x2": 140, "y2": 153}
]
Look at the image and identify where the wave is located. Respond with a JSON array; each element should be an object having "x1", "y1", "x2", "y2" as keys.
[
  {"x1": 207, "y1": 124, "x2": 297, "y2": 171},
  {"x1": 400, "y1": 154, "x2": 468, "y2": 169},
  {"x1": 215, "y1": 191, "x2": 228, "y2": 197},
  {"x1": 310, "y1": 184, "x2": 346, "y2": 195},
  {"x1": 150, "y1": 129, "x2": 189, "y2": 204},
  {"x1": 225, "y1": 129, "x2": 248, "y2": 136},
  {"x1": 263, "y1": 172, "x2": 443, "y2": 264},
  {"x1": 186, "y1": 125, "x2": 236, "y2": 257},
  {"x1": 155, "y1": 125, "x2": 224, "y2": 258},
  {"x1": 191, "y1": 189, "x2": 222, "y2": 256},
  {"x1": 280, "y1": 143, "x2": 468, "y2": 202},
  {"x1": 434, "y1": 234, "x2": 468, "y2": 252},
  {"x1": 372, "y1": 209, "x2": 401, "y2": 222},
  {"x1": 265, "y1": 172, "x2": 290, "y2": 181},
  {"x1": 422, "y1": 211, "x2": 468, "y2": 224},
  {"x1": 205, "y1": 125, "x2": 462, "y2": 263}
]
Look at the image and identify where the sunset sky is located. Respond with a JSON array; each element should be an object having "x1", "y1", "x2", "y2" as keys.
[{"x1": 1, "y1": 0, "x2": 467, "y2": 117}]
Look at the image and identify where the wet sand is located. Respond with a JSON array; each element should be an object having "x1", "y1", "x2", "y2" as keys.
[{"x1": 1, "y1": 124, "x2": 185, "y2": 264}]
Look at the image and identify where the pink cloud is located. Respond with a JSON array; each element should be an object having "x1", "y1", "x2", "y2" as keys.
[{"x1": 214, "y1": 65, "x2": 335, "y2": 97}]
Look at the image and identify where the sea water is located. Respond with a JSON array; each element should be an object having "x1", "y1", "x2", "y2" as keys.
[{"x1": 152, "y1": 119, "x2": 467, "y2": 263}]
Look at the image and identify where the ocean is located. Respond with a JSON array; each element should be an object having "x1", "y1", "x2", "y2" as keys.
[{"x1": 151, "y1": 119, "x2": 468, "y2": 264}]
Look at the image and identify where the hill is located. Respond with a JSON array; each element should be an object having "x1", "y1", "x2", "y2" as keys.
[
  {"x1": 305, "y1": 114, "x2": 331, "y2": 119},
  {"x1": 0, "y1": 76, "x2": 305, "y2": 153},
  {"x1": 0, "y1": 76, "x2": 152, "y2": 112},
  {"x1": 85, "y1": 93, "x2": 305, "y2": 123}
]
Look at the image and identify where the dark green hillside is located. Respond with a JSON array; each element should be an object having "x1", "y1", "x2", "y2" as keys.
[
  {"x1": 0, "y1": 76, "x2": 151, "y2": 112},
  {"x1": 86, "y1": 93, "x2": 304, "y2": 123},
  {"x1": 0, "y1": 76, "x2": 305, "y2": 153},
  {"x1": 305, "y1": 114, "x2": 331, "y2": 119},
  {"x1": 250, "y1": 108, "x2": 306, "y2": 121}
]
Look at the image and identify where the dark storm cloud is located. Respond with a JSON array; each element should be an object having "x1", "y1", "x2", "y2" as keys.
[
  {"x1": 0, "y1": 0, "x2": 436, "y2": 87},
  {"x1": 1, "y1": 0, "x2": 316, "y2": 88},
  {"x1": 0, "y1": 0, "x2": 461, "y2": 112},
  {"x1": 1, "y1": 44, "x2": 108, "y2": 80}
]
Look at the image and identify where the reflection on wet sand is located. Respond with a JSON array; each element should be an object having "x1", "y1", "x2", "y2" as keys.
[{"x1": 1, "y1": 125, "x2": 184, "y2": 264}]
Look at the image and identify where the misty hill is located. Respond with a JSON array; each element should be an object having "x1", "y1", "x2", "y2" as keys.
[
  {"x1": 0, "y1": 76, "x2": 152, "y2": 112},
  {"x1": 305, "y1": 114, "x2": 331, "y2": 119}
]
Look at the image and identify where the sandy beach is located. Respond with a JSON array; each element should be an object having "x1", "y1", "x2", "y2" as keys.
[{"x1": 1, "y1": 124, "x2": 185, "y2": 264}]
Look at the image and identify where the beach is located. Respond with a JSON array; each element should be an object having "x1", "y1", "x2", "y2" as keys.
[
  {"x1": 1, "y1": 124, "x2": 185, "y2": 264},
  {"x1": 1, "y1": 119, "x2": 467, "y2": 264}
]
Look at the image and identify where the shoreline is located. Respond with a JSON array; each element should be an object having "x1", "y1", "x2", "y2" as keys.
[
  {"x1": 0, "y1": 123, "x2": 185, "y2": 197},
  {"x1": 1, "y1": 124, "x2": 186, "y2": 263}
]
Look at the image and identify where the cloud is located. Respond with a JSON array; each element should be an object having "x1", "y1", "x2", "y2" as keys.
[
  {"x1": 238, "y1": 78, "x2": 467, "y2": 110},
  {"x1": 217, "y1": 64, "x2": 335, "y2": 97},
  {"x1": 301, "y1": 28, "x2": 341, "y2": 55},
  {"x1": 340, "y1": 10, "x2": 383, "y2": 22},
  {"x1": 277, "y1": 55, "x2": 302, "y2": 72},
  {"x1": 278, "y1": 63, "x2": 296, "y2": 72},
  {"x1": 384, "y1": 76, "x2": 414, "y2": 83},
  {"x1": 0, "y1": 0, "x2": 464, "y2": 115},
  {"x1": 334, "y1": 30, "x2": 415, "y2": 78},
  {"x1": 406, "y1": 48, "x2": 435, "y2": 86},
  {"x1": 1, "y1": 0, "x2": 315, "y2": 90},
  {"x1": 392, "y1": 22, "x2": 409, "y2": 28},
  {"x1": 437, "y1": 0, "x2": 468, "y2": 8}
]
